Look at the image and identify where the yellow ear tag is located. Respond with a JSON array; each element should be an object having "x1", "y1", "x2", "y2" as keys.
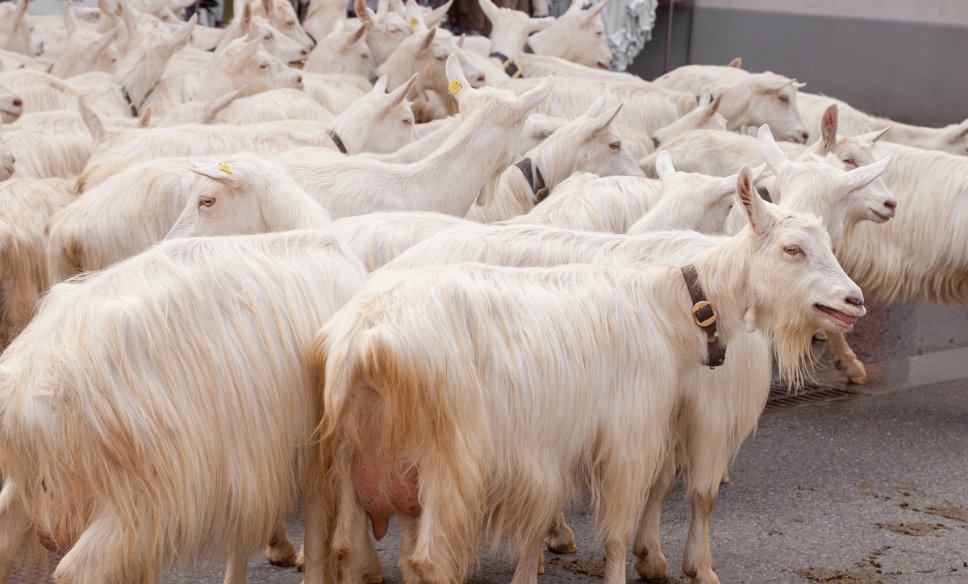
[
  {"x1": 409, "y1": 17, "x2": 418, "y2": 26},
  {"x1": 219, "y1": 163, "x2": 234, "y2": 175},
  {"x1": 448, "y1": 79, "x2": 462, "y2": 94}
]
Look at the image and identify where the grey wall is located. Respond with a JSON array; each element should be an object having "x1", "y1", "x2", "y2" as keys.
[{"x1": 629, "y1": 6, "x2": 968, "y2": 127}]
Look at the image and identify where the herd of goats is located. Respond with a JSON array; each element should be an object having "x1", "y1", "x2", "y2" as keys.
[{"x1": 0, "y1": 0, "x2": 966, "y2": 582}]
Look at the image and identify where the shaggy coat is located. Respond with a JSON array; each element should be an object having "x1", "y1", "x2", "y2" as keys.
[{"x1": 0, "y1": 230, "x2": 366, "y2": 583}]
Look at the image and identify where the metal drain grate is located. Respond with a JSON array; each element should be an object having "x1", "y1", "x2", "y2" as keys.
[{"x1": 765, "y1": 380, "x2": 859, "y2": 412}]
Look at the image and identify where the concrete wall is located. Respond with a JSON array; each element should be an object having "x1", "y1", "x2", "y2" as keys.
[{"x1": 629, "y1": 3, "x2": 968, "y2": 127}]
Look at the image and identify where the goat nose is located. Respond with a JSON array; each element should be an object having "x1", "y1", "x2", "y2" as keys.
[
  {"x1": 884, "y1": 199, "x2": 897, "y2": 210},
  {"x1": 296, "y1": 75, "x2": 304, "y2": 84},
  {"x1": 12, "y1": 98, "x2": 22, "y2": 107},
  {"x1": 477, "y1": 74, "x2": 486, "y2": 83},
  {"x1": 301, "y1": 48, "x2": 309, "y2": 57},
  {"x1": 800, "y1": 131, "x2": 810, "y2": 143},
  {"x1": 845, "y1": 294, "x2": 864, "y2": 308}
]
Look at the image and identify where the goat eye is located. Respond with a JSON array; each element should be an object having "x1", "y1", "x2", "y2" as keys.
[
  {"x1": 199, "y1": 196, "x2": 216, "y2": 208},
  {"x1": 778, "y1": 94, "x2": 789, "y2": 104},
  {"x1": 287, "y1": 21, "x2": 296, "y2": 27},
  {"x1": 842, "y1": 157, "x2": 858, "y2": 169},
  {"x1": 402, "y1": 119, "x2": 413, "y2": 126},
  {"x1": 608, "y1": 141, "x2": 621, "y2": 151},
  {"x1": 784, "y1": 245, "x2": 802, "y2": 256},
  {"x1": 259, "y1": 63, "x2": 269, "y2": 69},
  {"x1": 264, "y1": 33, "x2": 273, "y2": 40}
]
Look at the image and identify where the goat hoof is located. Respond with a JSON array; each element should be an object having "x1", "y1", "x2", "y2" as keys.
[
  {"x1": 634, "y1": 550, "x2": 668, "y2": 581},
  {"x1": 835, "y1": 358, "x2": 868, "y2": 385},
  {"x1": 544, "y1": 530, "x2": 577, "y2": 554},
  {"x1": 544, "y1": 518, "x2": 577, "y2": 554},
  {"x1": 265, "y1": 540, "x2": 298, "y2": 567},
  {"x1": 688, "y1": 568, "x2": 720, "y2": 584}
]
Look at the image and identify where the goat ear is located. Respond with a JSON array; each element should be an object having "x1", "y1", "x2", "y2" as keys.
[
  {"x1": 736, "y1": 165, "x2": 772, "y2": 235},
  {"x1": 15, "y1": 0, "x2": 28, "y2": 20},
  {"x1": 78, "y1": 97, "x2": 104, "y2": 142},
  {"x1": 355, "y1": 0, "x2": 374, "y2": 23},
  {"x1": 565, "y1": 0, "x2": 583, "y2": 14},
  {"x1": 584, "y1": 0, "x2": 608, "y2": 20},
  {"x1": 388, "y1": 0, "x2": 406, "y2": 14},
  {"x1": 757, "y1": 124, "x2": 790, "y2": 175},
  {"x1": 190, "y1": 161, "x2": 242, "y2": 187},
  {"x1": 372, "y1": 75, "x2": 389, "y2": 94},
  {"x1": 820, "y1": 104, "x2": 838, "y2": 154},
  {"x1": 260, "y1": 0, "x2": 274, "y2": 18},
  {"x1": 655, "y1": 151, "x2": 675, "y2": 181},
  {"x1": 419, "y1": 27, "x2": 437, "y2": 51},
  {"x1": 794, "y1": 81, "x2": 807, "y2": 89},
  {"x1": 750, "y1": 162, "x2": 768, "y2": 181},
  {"x1": 386, "y1": 73, "x2": 417, "y2": 108},
  {"x1": 528, "y1": 16, "x2": 556, "y2": 33},
  {"x1": 856, "y1": 126, "x2": 890, "y2": 144},
  {"x1": 955, "y1": 119, "x2": 968, "y2": 140},
  {"x1": 478, "y1": 0, "x2": 501, "y2": 23},
  {"x1": 842, "y1": 152, "x2": 892, "y2": 193},
  {"x1": 92, "y1": 26, "x2": 119, "y2": 56},
  {"x1": 65, "y1": 0, "x2": 79, "y2": 36},
  {"x1": 348, "y1": 22, "x2": 368, "y2": 45},
  {"x1": 426, "y1": 0, "x2": 453, "y2": 27},
  {"x1": 240, "y1": 3, "x2": 253, "y2": 33},
  {"x1": 583, "y1": 95, "x2": 606, "y2": 118},
  {"x1": 137, "y1": 106, "x2": 152, "y2": 128},
  {"x1": 169, "y1": 14, "x2": 197, "y2": 51},
  {"x1": 445, "y1": 53, "x2": 471, "y2": 100},
  {"x1": 588, "y1": 102, "x2": 622, "y2": 135},
  {"x1": 707, "y1": 93, "x2": 722, "y2": 115},
  {"x1": 727, "y1": 56, "x2": 742, "y2": 68},
  {"x1": 202, "y1": 86, "x2": 245, "y2": 123},
  {"x1": 236, "y1": 36, "x2": 263, "y2": 61},
  {"x1": 516, "y1": 76, "x2": 555, "y2": 114}
]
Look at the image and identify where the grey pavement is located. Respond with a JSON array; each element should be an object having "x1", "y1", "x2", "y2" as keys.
[{"x1": 16, "y1": 301, "x2": 968, "y2": 583}]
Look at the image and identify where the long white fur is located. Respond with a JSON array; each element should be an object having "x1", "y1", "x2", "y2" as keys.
[
  {"x1": 0, "y1": 230, "x2": 366, "y2": 583},
  {"x1": 309, "y1": 177, "x2": 864, "y2": 583},
  {"x1": 0, "y1": 178, "x2": 75, "y2": 348}
]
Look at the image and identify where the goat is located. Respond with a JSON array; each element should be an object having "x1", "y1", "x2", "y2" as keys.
[
  {"x1": 306, "y1": 170, "x2": 866, "y2": 584},
  {"x1": 279, "y1": 55, "x2": 553, "y2": 219},
  {"x1": 467, "y1": 101, "x2": 642, "y2": 223},
  {"x1": 0, "y1": 229, "x2": 366, "y2": 583}
]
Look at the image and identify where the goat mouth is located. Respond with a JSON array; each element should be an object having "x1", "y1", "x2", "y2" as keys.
[
  {"x1": 814, "y1": 303, "x2": 860, "y2": 330},
  {"x1": 870, "y1": 207, "x2": 894, "y2": 222},
  {"x1": 289, "y1": 60, "x2": 306, "y2": 69},
  {"x1": 596, "y1": 62, "x2": 611, "y2": 70}
]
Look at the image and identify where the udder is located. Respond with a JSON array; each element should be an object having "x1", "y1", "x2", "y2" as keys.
[{"x1": 353, "y1": 449, "x2": 421, "y2": 540}]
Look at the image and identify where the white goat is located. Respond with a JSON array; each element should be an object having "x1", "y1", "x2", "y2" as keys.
[
  {"x1": 467, "y1": 101, "x2": 642, "y2": 223},
  {"x1": 49, "y1": 1, "x2": 120, "y2": 78},
  {"x1": 307, "y1": 173, "x2": 866, "y2": 584},
  {"x1": 305, "y1": 23, "x2": 370, "y2": 77},
  {"x1": 0, "y1": 230, "x2": 365, "y2": 583},
  {"x1": 47, "y1": 153, "x2": 333, "y2": 281},
  {"x1": 279, "y1": 55, "x2": 553, "y2": 219},
  {"x1": 798, "y1": 92, "x2": 968, "y2": 156},
  {"x1": 73, "y1": 108, "x2": 333, "y2": 192}
]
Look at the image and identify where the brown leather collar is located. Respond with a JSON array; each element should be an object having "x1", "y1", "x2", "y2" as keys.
[
  {"x1": 514, "y1": 157, "x2": 549, "y2": 203},
  {"x1": 680, "y1": 264, "x2": 727, "y2": 368},
  {"x1": 328, "y1": 130, "x2": 348, "y2": 154},
  {"x1": 489, "y1": 51, "x2": 523, "y2": 79},
  {"x1": 757, "y1": 186, "x2": 772, "y2": 203}
]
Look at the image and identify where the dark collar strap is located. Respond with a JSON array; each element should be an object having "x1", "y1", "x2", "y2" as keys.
[
  {"x1": 523, "y1": 41, "x2": 534, "y2": 54},
  {"x1": 680, "y1": 263, "x2": 727, "y2": 368},
  {"x1": 121, "y1": 86, "x2": 139, "y2": 117},
  {"x1": 328, "y1": 130, "x2": 348, "y2": 154},
  {"x1": 489, "y1": 51, "x2": 523, "y2": 79},
  {"x1": 756, "y1": 186, "x2": 772, "y2": 203},
  {"x1": 513, "y1": 157, "x2": 550, "y2": 203}
]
